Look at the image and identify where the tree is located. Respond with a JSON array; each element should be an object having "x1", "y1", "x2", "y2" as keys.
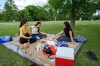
[
  {"x1": 18, "y1": 9, "x2": 31, "y2": 21},
  {"x1": 36, "y1": 6, "x2": 50, "y2": 20},
  {"x1": 48, "y1": 0, "x2": 64, "y2": 21},
  {"x1": 25, "y1": 5, "x2": 39, "y2": 21},
  {"x1": 0, "y1": 0, "x2": 100, "y2": 22},
  {"x1": 0, "y1": 13, "x2": 1, "y2": 21},
  {"x1": 25, "y1": 5, "x2": 50, "y2": 21},
  {"x1": 70, "y1": 0, "x2": 76, "y2": 28},
  {"x1": 76, "y1": 0, "x2": 97, "y2": 21},
  {"x1": 43, "y1": 4, "x2": 55, "y2": 20},
  {"x1": 4, "y1": 0, "x2": 18, "y2": 21},
  {"x1": 48, "y1": 0, "x2": 99, "y2": 28},
  {"x1": 66, "y1": 0, "x2": 99, "y2": 27}
]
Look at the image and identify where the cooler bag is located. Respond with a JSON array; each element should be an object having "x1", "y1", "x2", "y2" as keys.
[{"x1": 55, "y1": 47, "x2": 74, "y2": 66}]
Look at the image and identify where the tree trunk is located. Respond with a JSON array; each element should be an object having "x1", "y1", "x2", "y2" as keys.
[
  {"x1": 54, "y1": 10, "x2": 57, "y2": 22},
  {"x1": 79, "y1": 17, "x2": 82, "y2": 21},
  {"x1": 54, "y1": 15, "x2": 56, "y2": 22},
  {"x1": 70, "y1": 0, "x2": 76, "y2": 28}
]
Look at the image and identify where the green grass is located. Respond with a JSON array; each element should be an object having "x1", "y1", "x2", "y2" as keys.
[{"x1": 0, "y1": 21, "x2": 100, "y2": 66}]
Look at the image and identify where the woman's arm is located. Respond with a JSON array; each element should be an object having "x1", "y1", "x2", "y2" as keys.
[
  {"x1": 69, "y1": 31, "x2": 74, "y2": 44},
  {"x1": 27, "y1": 26, "x2": 30, "y2": 33},
  {"x1": 19, "y1": 29, "x2": 31, "y2": 39},
  {"x1": 54, "y1": 31, "x2": 64, "y2": 38},
  {"x1": 27, "y1": 26, "x2": 33, "y2": 35},
  {"x1": 31, "y1": 32, "x2": 39, "y2": 34}
]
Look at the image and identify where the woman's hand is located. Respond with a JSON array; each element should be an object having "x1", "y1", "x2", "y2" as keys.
[
  {"x1": 53, "y1": 35, "x2": 58, "y2": 39},
  {"x1": 31, "y1": 32, "x2": 39, "y2": 34},
  {"x1": 53, "y1": 34, "x2": 60, "y2": 39},
  {"x1": 29, "y1": 32, "x2": 32, "y2": 35},
  {"x1": 54, "y1": 31, "x2": 63, "y2": 38},
  {"x1": 72, "y1": 42, "x2": 74, "y2": 44}
]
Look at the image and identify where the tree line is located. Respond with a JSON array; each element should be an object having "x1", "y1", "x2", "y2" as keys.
[
  {"x1": 0, "y1": 0, "x2": 100, "y2": 27},
  {"x1": 0, "y1": 0, "x2": 67, "y2": 21}
]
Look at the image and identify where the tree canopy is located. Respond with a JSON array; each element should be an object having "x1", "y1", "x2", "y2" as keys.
[{"x1": 0, "y1": 0, "x2": 100, "y2": 27}]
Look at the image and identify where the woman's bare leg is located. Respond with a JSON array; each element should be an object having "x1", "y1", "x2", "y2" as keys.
[
  {"x1": 19, "y1": 44, "x2": 24, "y2": 49},
  {"x1": 24, "y1": 42, "x2": 31, "y2": 53},
  {"x1": 23, "y1": 44, "x2": 26, "y2": 53}
]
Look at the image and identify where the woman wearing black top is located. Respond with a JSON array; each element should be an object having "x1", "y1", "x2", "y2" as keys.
[{"x1": 55, "y1": 21, "x2": 74, "y2": 44}]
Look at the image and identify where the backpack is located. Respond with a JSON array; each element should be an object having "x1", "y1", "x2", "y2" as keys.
[
  {"x1": 43, "y1": 47, "x2": 53, "y2": 55},
  {"x1": 43, "y1": 45, "x2": 56, "y2": 56},
  {"x1": 87, "y1": 51, "x2": 97, "y2": 60}
]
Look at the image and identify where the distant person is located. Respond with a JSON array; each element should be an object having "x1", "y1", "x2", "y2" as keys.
[
  {"x1": 19, "y1": 19, "x2": 36, "y2": 49},
  {"x1": 31, "y1": 22, "x2": 43, "y2": 40},
  {"x1": 55, "y1": 21, "x2": 74, "y2": 44}
]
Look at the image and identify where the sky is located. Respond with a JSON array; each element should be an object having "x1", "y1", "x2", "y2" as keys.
[
  {"x1": 0, "y1": 0, "x2": 48, "y2": 10},
  {"x1": 0, "y1": 0, "x2": 6, "y2": 10}
]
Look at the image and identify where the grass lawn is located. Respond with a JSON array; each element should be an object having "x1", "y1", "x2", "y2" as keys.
[{"x1": 0, "y1": 21, "x2": 100, "y2": 66}]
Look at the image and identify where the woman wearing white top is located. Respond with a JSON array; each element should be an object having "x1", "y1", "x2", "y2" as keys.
[{"x1": 31, "y1": 22, "x2": 43, "y2": 40}]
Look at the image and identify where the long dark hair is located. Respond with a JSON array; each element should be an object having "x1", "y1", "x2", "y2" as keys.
[
  {"x1": 35, "y1": 22, "x2": 41, "y2": 26},
  {"x1": 35, "y1": 22, "x2": 41, "y2": 32},
  {"x1": 64, "y1": 21, "x2": 72, "y2": 30},
  {"x1": 64, "y1": 21, "x2": 74, "y2": 37},
  {"x1": 19, "y1": 19, "x2": 28, "y2": 28}
]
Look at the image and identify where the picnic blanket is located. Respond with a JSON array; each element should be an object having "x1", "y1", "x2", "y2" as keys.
[{"x1": 2, "y1": 33, "x2": 84, "y2": 66}]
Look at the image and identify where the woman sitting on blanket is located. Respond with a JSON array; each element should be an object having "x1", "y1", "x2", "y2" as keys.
[
  {"x1": 55, "y1": 21, "x2": 74, "y2": 44},
  {"x1": 31, "y1": 22, "x2": 43, "y2": 40},
  {"x1": 19, "y1": 19, "x2": 36, "y2": 49}
]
